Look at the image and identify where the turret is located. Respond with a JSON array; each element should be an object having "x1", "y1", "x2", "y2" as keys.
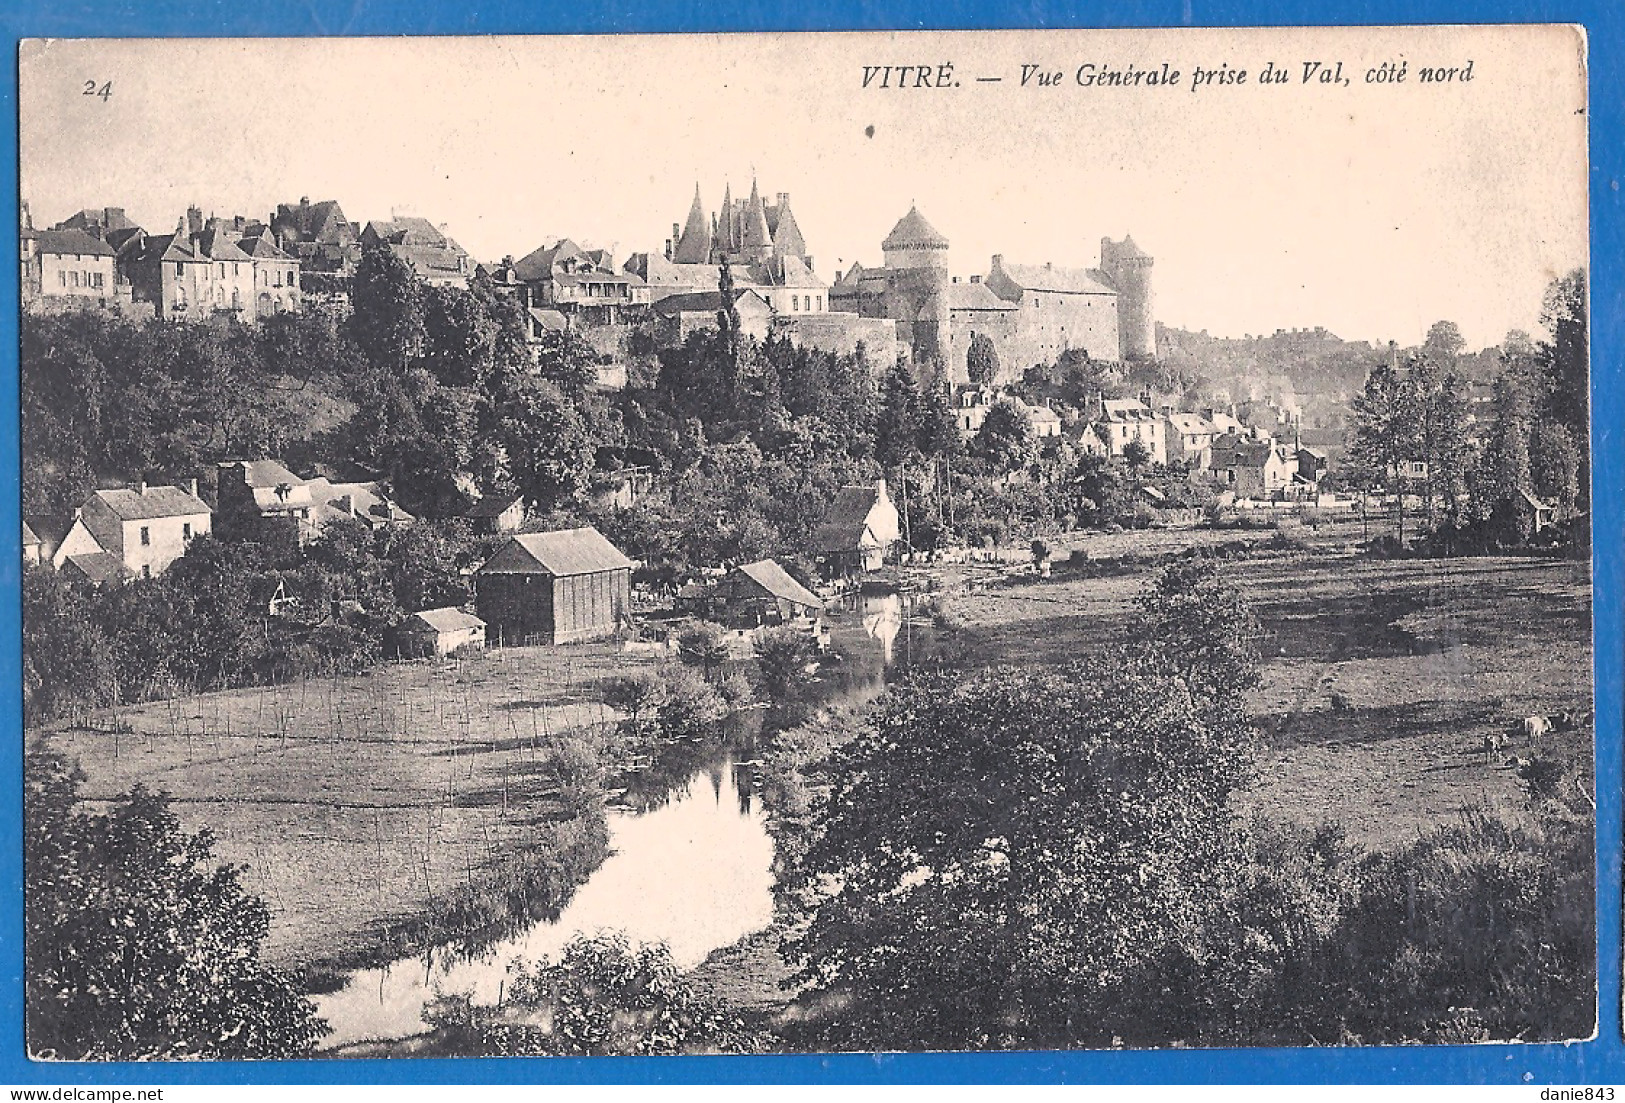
[{"x1": 1101, "y1": 235, "x2": 1155, "y2": 361}]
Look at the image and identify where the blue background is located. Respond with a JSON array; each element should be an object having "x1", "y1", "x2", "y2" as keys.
[{"x1": 0, "y1": 0, "x2": 1619, "y2": 1086}]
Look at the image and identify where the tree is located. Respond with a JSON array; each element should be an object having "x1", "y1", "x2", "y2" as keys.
[
  {"x1": 754, "y1": 627, "x2": 819, "y2": 703},
  {"x1": 349, "y1": 243, "x2": 428, "y2": 375},
  {"x1": 966, "y1": 332, "x2": 1001, "y2": 388},
  {"x1": 1538, "y1": 269, "x2": 1588, "y2": 447},
  {"x1": 25, "y1": 753, "x2": 329, "y2": 1059},
  {"x1": 1122, "y1": 438, "x2": 1152, "y2": 472},
  {"x1": 21, "y1": 566, "x2": 116, "y2": 724},
  {"x1": 785, "y1": 563, "x2": 1261, "y2": 1050},
  {"x1": 1421, "y1": 320, "x2": 1467, "y2": 365},
  {"x1": 969, "y1": 401, "x2": 1036, "y2": 475},
  {"x1": 1349, "y1": 355, "x2": 1422, "y2": 544},
  {"x1": 423, "y1": 933, "x2": 760, "y2": 1056}
]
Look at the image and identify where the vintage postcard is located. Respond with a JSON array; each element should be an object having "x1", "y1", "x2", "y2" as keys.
[{"x1": 16, "y1": 26, "x2": 1592, "y2": 1060}]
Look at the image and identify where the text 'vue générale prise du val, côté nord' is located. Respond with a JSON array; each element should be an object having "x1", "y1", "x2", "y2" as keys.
[{"x1": 859, "y1": 58, "x2": 1476, "y2": 92}]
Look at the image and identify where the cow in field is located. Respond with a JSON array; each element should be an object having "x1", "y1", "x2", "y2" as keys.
[
  {"x1": 1552, "y1": 710, "x2": 1592, "y2": 733},
  {"x1": 1482, "y1": 731, "x2": 1507, "y2": 765},
  {"x1": 1522, "y1": 715, "x2": 1553, "y2": 742}
]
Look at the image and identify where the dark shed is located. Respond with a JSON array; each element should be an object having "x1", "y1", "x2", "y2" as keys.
[{"x1": 475, "y1": 526, "x2": 634, "y2": 645}]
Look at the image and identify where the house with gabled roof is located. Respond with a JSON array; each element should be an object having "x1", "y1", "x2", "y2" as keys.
[
  {"x1": 652, "y1": 288, "x2": 773, "y2": 346},
  {"x1": 22, "y1": 521, "x2": 42, "y2": 567},
  {"x1": 514, "y1": 238, "x2": 648, "y2": 323},
  {"x1": 52, "y1": 481, "x2": 211, "y2": 582},
  {"x1": 811, "y1": 479, "x2": 901, "y2": 579},
  {"x1": 362, "y1": 217, "x2": 473, "y2": 287},
  {"x1": 215, "y1": 459, "x2": 318, "y2": 546},
  {"x1": 271, "y1": 197, "x2": 361, "y2": 276},
  {"x1": 718, "y1": 558, "x2": 825, "y2": 629},
  {"x1": 1211, "y1": 433, "x2": 1296, "y2": 497},
  {"x1": 32, "y1": 228, "x2": 117, "y2": 306},
  {"x1": 237, "y1": 228, "x2": 301, "y2": 316},
  {"x1": 397, "y1": 607, "x2": 487, "y2": 658},
  {"x1": 475, "y1": 526, "x2": 634, "y2": 645}
]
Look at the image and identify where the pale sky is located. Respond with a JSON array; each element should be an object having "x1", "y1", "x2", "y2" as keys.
[{"x1": 20, "y1": 27, "x2": 1588, "y2": 349}]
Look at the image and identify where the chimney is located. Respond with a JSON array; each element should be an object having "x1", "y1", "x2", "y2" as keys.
[
  {"x1": 672, "y1": 222, "x2": 681, "y2": 245},
  {"x1": 187, "y1": 477, "x2": 198, "y2": 498},
  {"x1": 186, "y1": 205, "x2": 203, "y2": 236},
  {"x1": 969, "y1": 275, "x2": 981, "y2": 284},
  {"x1": 991, "y1": 254, "x2": 1004, "y2": 270},
  {"x1": 136, "y1": 481, "x2": 147, "y2": 496}
]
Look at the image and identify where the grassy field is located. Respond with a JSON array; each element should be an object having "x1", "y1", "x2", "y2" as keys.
[
  {"x1": 36, "y1": 642, "x2": 660, "y2": 972},
  {"x1": 921, "y1": 536, "x2": 1593, "y2": 851}
]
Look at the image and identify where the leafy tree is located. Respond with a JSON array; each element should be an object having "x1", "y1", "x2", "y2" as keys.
[
  {"x1": 25, "y1": 753, "x2": 329, "y2": 1059},
  {"x1": 423, "y1": 933, "x2": 761, "y2": 1056},
  {"x1": 1538, "y1": 269, "x2": 1588, "y2": 447},
  {"x1": 1530, "y1": 420, "x2": 1581, "y2": 513},
  {"x1": 786, "y1": 563, "x2": 1261, "y2": 1050},
  {"x1": 966, "y1": 332, "x2": 1000, "y2": 388},
  {"x1": 1421, "y1": 320, "x2": 1467, "y2": 364},
  {"x1": 21, "y1": 566, "x2": 116, "y2": 724},
  {"x1": 969, "y1": 401, "x2": 1036, "y2": 475},
  {"x1": 1122, "y1": 438, "x2": 1151, "y2": 472},
  {"x1": 349, "y1": 243, "x2": 428, "y2": 375},
  {"x1": 754, "y1": 627, "x2": 819, "y2": 702},
  {"x1": 1349, "y1": 354, "x2": 1423, "y2": 543}
]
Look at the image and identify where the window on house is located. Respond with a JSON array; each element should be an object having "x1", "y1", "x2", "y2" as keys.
[
  {"x1": 71, "y1": 271, "x2": 81, "y2": 287},
  {"x1": 139, "y1": 526, "x2": 150, "y2": 546},
  {"x1": 816, "y1": 296, "x2": 823, "y2": 310},
  {"x1": 58, "y1": 271, "x2": 66, "y2": 287},
  {"x1": 792, "y1": 295, "x2": 800, "y2": 311},
  {"x1": 175, "y1": 263, "x2": 184, "y2": 278},
  {"x1": 182, "y1": 522, "x2": 192, "y2": 540}
]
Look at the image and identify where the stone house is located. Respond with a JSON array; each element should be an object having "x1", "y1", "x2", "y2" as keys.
[
  {"x1": 652, "y1": 289, "x2": 773, "y2": 347},
  {"x1": 53, "y1": 482, "x2": 211, "y2": 581}
]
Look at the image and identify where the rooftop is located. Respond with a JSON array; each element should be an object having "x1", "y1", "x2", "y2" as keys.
[{"x1": 478, "y1": 526, "x2": 634, "y2": 577}]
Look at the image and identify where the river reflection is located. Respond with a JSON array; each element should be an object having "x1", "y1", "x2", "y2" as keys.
[{"x1": 314, "y1": 592, "x2": 925, "y2": 1051}]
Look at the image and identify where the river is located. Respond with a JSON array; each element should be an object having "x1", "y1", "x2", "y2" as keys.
[{"x1": 313, "y1": 593, "x2": 927, "y2": 1050}]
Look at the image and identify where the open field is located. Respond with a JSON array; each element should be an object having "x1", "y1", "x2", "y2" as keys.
[
  {"x1": 35, "y1": 642, "x2": 660, "y2": 971},
  {"x1": 923, "y1": 542, "x2": 1593, "y2": 851}
]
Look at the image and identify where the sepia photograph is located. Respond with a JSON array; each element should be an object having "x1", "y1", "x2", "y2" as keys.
[{"x1": 15, "y1": 25, "x2": 1595, "y2": 1062}]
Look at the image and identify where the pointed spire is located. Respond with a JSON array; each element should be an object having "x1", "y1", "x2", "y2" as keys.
[
  {"x1": 740, "y1": 178, "x2": 772, "y2": 256},
  {"x1": 673, "y1": 182, "x2": 711, "y2": 264},
  {"x1": 717, "y1": 183, "x2": 735, "y2": 256}
]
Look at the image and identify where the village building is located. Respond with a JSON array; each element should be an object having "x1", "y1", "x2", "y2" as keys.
[
  {"x1": 512, "y1": 239, "x2": 650, "y2": 324},
  {"x1": 811, "y1": 479, "x2": 901, "y2": 579},
  {"x1": 22, "y1": 521, "x2": 42, "y2": 567},
  {"x1": 270, "y1": 197, "x2": 362, "y2": 277},
  {"x1": 466, "y1": 493, "x2": 529, "y2": 535},
  {"x1": 475, "y1": 526, "x2": 634, "y2": 646},
  {"x1": 236, "y1": 228, "x2": 302, "y2": 316},
  {"x1": 1165, "y1": 411, "x2": 1218, "y2": 470},
  {"x1": 360, "y1": 217, "x2": 472, "y2": 287},
  {"x1": 397, "y1": 608, "x2": 487, "y2": 658},
  {"x1": 32, "y1": 227, "x2": 116, "y2": 304},
  {"x1": 304, "y1": 477, "x2": 414, "y2": 531},
  {"x1": 52, "y1": 482, "x2": 211, "y2": 582},
  {"x1": 215, "y1": 459, "x2": 319, "y2": 547},
  {"x1": 1098, "y1": 397, "x2": 1168, "y2": 464},
  {"x1": 1296, "y1": 446, "x2": 1329, "y2": 486},
  {"x1": 125, "y1": 210, "x2": 270, "y2": 322},
  {"x1": 652, "y1": 288, "x2": 773, "y2": 346},
  {"x1": 716, "y1": 559, "x2": 824, "y2": 629},
  {"x1": 1210, "y1": 434, "x2": 1297, "y2": 496},
  {"x1": 1519, "y1": 489, "x2": 1557, "y2": 535}
]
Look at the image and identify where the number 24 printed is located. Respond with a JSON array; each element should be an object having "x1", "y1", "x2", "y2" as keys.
[{"x1": 83, "y1": 80, "x2": 111, "y2": 101}]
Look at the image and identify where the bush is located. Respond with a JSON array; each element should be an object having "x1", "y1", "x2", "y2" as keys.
[
  {"x1": 422, "y1": 933, "x2": 764, "y2": 1056},
  {"x1": 755, "y1": 627, "x2": 820, "y2": 703},
  {"x1": 25, "y1": 753, "x2": 330, "y2": 1059}
]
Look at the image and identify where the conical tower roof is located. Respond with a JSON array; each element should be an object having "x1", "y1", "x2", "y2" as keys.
[
  {"x1": 740, "y1": 179, "x2": 772, "y2": 251},
  {"x1": 770, "y1": 196, "x2": 807, "y2": 259},
  {"x1": 717, "y1": 183, "x2": 735, "y2": 253},
  {"x1": 882, "y1": 205, "x2": 949, "y2": 251},
  {"x1": 673, "y1": 183, "x2": 711, "y2": 264},
  {"x1": 1114, "y1": 234, "x2": 1148, "y2": 259}
]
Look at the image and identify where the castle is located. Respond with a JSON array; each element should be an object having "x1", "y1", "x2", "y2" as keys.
[{"x1": 829, "y1": 205, "x2": 1157, "y2": 382}]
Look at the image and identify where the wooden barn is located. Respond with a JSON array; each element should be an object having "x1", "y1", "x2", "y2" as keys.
[
  {"x1": 475, "y1": 526, "x2": 634, "y2": 645},
  {"x1": 398, "y1": 607, "x2": 486, "y2": 658}
]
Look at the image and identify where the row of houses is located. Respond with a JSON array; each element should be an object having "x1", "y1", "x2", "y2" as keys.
[{"x1": 20, "y1": 199, "x2": 474, "y2": 321}]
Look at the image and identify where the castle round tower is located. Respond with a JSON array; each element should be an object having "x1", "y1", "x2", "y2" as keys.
[
  {"x1": 1100, "y1": 235, "x2": 1156, "y2": 361},
  {"x1": 882, "y1": 206, "x2": 952, "y2": 369}
]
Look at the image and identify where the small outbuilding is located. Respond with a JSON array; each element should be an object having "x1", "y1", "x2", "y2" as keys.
[
  {"x1": 718, "y1": 559, "x2": 824, "y2": 628},
  {"x1": 475, "y1": 526, "x2": 634, "y2": 645},
  {"x1": 398, "y1": 607, "x2": 487, "y2": 658}
]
